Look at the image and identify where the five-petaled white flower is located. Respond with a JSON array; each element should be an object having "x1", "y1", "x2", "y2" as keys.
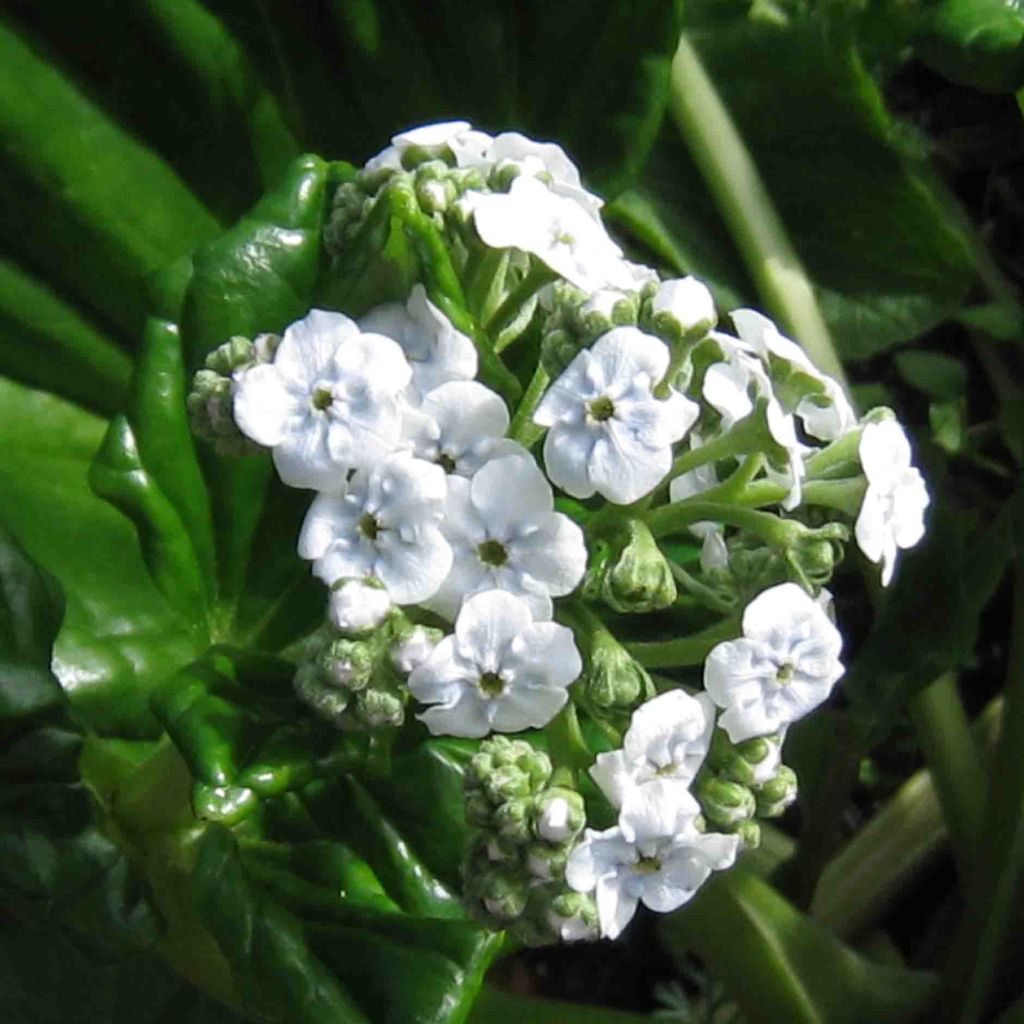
[
  {"x1": 462, "y1": 176, "x2": 638, "y2": 292},
  {"x1": 651, "y1": 277, "x2": 717, "y2": 335},
  {"x1": 426, "y1": 454, "x2": 588, "y2": 620},
  {"x1": 730, "y1": 309, "x2": 856, "y2": 443},
  {"x1": 298, "y1": 453, "x2": 452, "y2": 605},
  {"x1": 402, "y1": 380, "x2": 525, "y2": 477},
  {"x1": 409, "y1": 589, "x2": 582, "y2": 737},
  {"x1": 566, "y1": 780, "x2": 738, "y2": 939},
  {"x1": 233, "y1": 309, "x2": 411, "y2": 490},
  {"x1": 855, "y1": 419, "x2": 929, "y2": 586},
  {"x1": 485, "y1": 131, "x2": 604, "y2": 219},
  {"x1": 704, "y1": 582, "x2": 844, "y2": 743},
  {"x1": 590, "y1": 689, "x2": 716, "y2": 811},
  {"x1": 535, "y1": 327, "x2": 698, "y2": 505},
  {"x1": 360, "y1": 284, "x2": 478, "y2": 400},
  {"x1": 363, "y1": 120, "x2": 494, "y2": 174},
  {"x1": 328, "y1": 578, "x2": 392, "y2": 636}
]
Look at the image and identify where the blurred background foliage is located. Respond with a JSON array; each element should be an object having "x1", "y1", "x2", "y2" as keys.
[{"x1": 1, "y1": 0, "x2": 1024, "y2": 1022}]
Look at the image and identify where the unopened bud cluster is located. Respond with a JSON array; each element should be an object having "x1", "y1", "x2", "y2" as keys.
[{"x1": 461, "y1": 738, "x2": 596, "y2": 944}]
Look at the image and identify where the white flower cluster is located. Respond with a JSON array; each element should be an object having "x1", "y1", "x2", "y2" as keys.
[{"x1": 198, "y1": 119, "x2": 933, "y2": 945}]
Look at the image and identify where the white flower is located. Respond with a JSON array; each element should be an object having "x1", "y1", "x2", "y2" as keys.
[
  {"x1": 566, "y1": 781, "x2": 739, "y2": 939},
  {"x1": 391, "y1": 627, "x2": 439, "y2": 675},
  {"x1": 590, "y1": 690, "x2": 716, "y2": 810},
  {"x1": 233, "y1": 309, "x2": 411, "y2": 489},
  {"x1": 651, "y1": 277, "x2": 717, "y2": 335},
  {"x1": 359, "y1": 284, "x2": 477, "y2": 400},
  {"x1": 702, "y1": 343, "x2": 807, "y2": 510},
  {"x1": 298, "y1": 453, "x2": 452, "y2": 605},
  {"x1": 408, "y1": 590, "x2": 582, "y2": 737},
  {"x1": 363, "y1": 120, "x2": 494, "y2": 174},
  {"x1": 855, "y1": 419, "x2": 929, "y2": 586},
  {"x1": 535, "y1": 327, "x2": 698, "y2": 505},
  {"x1": 730, "y1": 309, "x2": 856, "y2": 442},
  {"x1": 402, "y1": 380, "x2": 526, "y2": 477},
  {"x1": 486, "y1": 131, "x2": 604, "y2": 217},
  {"x1": 426, "y1": 454, "x2": 587, "y2": 620},
  {"x1": 328, "y1": 579, "x2": 392, "y2": 636},
  {"x1": 461, "y1": 176, "x2": 637, "y2": 292},
  {"x1": 704, "y1": 582, "x2": 844, "y2": 743}
]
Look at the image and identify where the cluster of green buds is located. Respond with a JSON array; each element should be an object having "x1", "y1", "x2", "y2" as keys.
[
  {"x1": 294, "y1": 613, "x2": 442, "y2": 731},
  {"x1": 186, "y1": 332, "x2": 279, "y2": 455},
  {"x1": 584, "y1": 518, "x2": 678, "y2": 614},
  {"x1": 694, "y1": 729, "x2": 796, "y2": 849},
  {"x1": 461, "y1": 737, "x2": 596, "y2": 945}
]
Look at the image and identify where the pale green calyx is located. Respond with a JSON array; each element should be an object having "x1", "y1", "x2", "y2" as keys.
[
  {"x1": 591, "y1": 519, "x2": 678, "y2": 614},
  {"x1": 752, "y1": 764, "x2": 798, "y2": 818},
  {"x1": 576, "y1": 621, "x2": 651, "y2": 712},
  {"x1": 693, "y1": 772, "x2": 757, "y2": 830}
]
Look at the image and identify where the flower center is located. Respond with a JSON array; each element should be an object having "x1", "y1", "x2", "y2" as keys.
[
  {"x1": 359, "y1": 513, "x2": 382, "y2": 541},
  {"x1": 588, "y1": 395, "x2": 615, "y2": 422},
  {"x1": 479, "y1": 671, "x2": 505, "y2": 697},
  {"x1": 436, "y1": 452, "x2": 457, "y2": 474},
  {"x1": 775, "y1": 662, "x2": 794, "y2": 686},
  {"x1": 311, "y1": 386, "x2": 334, "y2": 411},
  {"x1": 635, "y1": 856, "x2": 662, "y2": 874},
  {"x1": 477, "y1": 539, "x2": 509, "y2": 567}
]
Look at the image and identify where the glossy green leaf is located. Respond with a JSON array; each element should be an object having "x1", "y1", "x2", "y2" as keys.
[
  {"x1": 468, "y1": 986, "x2": 651, "y2": 1024},
  {"x1": 0, "y1": 377, "x2": 200, "y2": 736},
  {"x1": 660, "y1": 869, "x2": 939, "y2": 1024},
  {"x1": 202, "y1": 1, "x2": 680, "y2": 196},
  {"x1": 179, "y1": 153, "x2": 331, "y2": 640},
  {"x1": 635, "y1": 10, "x2": 976, "y2": 360},
  {"x1": 0, "y1": 258, "x2": 131, "y2": 416},
  {"x1": 915, "y1": 0, "x2": 1024, "y2": 92},
  {"x1": 4, "y1": 0, "x2": 300, "y2": 221},
  {"x1": 0, "y1": 18, "x2": 220, "y2": 344},
  {"x1": 895, "y1": 350, "x2": 969, "y2": 400}
]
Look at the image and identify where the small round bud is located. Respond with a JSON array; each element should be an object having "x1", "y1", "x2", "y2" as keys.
[
  {"x1": 493, "y1": 796, "x2": 535, "y2": 844},
  {"x1": 734, "y1": 819, "x2": 762, "y2": 850},
  {"x1": 579, "y1": 626, "x2": 650, "y2": 711},
  {"x1": 695, "y1": 774, "x2": 756, "y2": 829},
  {"x1": 478, "y1": 867, "x2": 530, "y2": 923},
  {"x1": 390, "y1": 625, "x2": 443, "y2": 675},
  {"x1": 599, "y1": 519, "x2": 678, "y2": 614},
  {"x1": 754, "y1": 765, "x2": 798, "y2": 818},
  {"x1": 534, "y1": 789, "x2": 586, "y2": 844},
  {"x1": 648, "y1": 277, "x2": 717, "y2": 344},
  {"x1": 525, "y1": 842, "x2": 568, "y2": 881},
  {"x1": 294, "y1": 664, "x2": 350, "y2": 724},
  {"x1": 708, "y1": 729, "x2": 783, "y2": 787},
  {"x1": 353, "y1": 689, "x2": 405, "y2": 729},
  {"x1": 464, "y1": 792, "x2": 493, "y2": 829},
  {"x1": 548, "y1": 889, "x2": 599, "y2": 943},
  {"x1": 328, "y1": 578, "x2": 392, "y2": 637},
  {"x1": 319, "y1": 638, "x2": 374, "y2": 690}
]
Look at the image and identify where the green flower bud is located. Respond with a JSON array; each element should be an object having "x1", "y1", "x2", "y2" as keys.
[
  {"x1": 579, "y1": 624, "x2": 650, "y2": 711},
  {"x1": 294, "y1": 663, "x2": 350, "y2": 724},
  {"x1": 465, "y1": 737, "x2": 552, "y2": 805},
  {"x1": 513, "y1": 884, "x2": 599, "y2": 945},
  {"x1": 753, "y1": 765, "x2": 798, "y2": 818},
  {"x1": 525, "y1": 841, "x2": 569, "y2": 881},
  {"x1": 493, "y1": 796, "x2": 535, "y2": 844},
  {"x1": 695, "y1": 773, "x2": 756, "y2": 829},
  {"x1": 599, "y1": 519, "x2": 677, "y2": 614},
  {"x1": 707, "y1": 729, "x2": 783, "y2": 787},
  {"x1": 474, "y1": 864, "x2": 530, "y2": 924},
  {"x1": 540, "y1": 326, "x2": 581, "y2": 378},
  {"x1": 734, "y1": 819, "x2": 762, "y2": 850},
  {"x1": 317, "y1": 638, "x2": 374, "y2": 691},
  {"x1": 353, "y1": 688, "x2": 405, "y2": 729},
  {"x1": 787, "y1": 523, "x2": 848, "y2": 588},
  {"x1": 464, "y1": 791, "x2": 494, "y2": 829},
  {"x1": 534, "y1": 787, "x2": 586, "y2": 844}
]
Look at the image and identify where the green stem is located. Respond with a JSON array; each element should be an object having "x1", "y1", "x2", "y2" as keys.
[
  {"x1": 670, "y1": 413, "x2": 767, "y2": 478},
  {"x1": 507, "y1": 363, "x2": 550, "y2": 448},
  {"x1": 669, "y1": 560, "x2": 734, "y2": 614},
  {"x1": 670, "y1": 35, "x2": 848, "y2": 388},
  {"x1": 466, "y1": 247, "x2": 509, "y2": 323},
  {"x1": 626, "y1": 615, "x2": 740, "y2": 668},
  {"x1": 811, "y1": 698, "x2": 1002, "y2": 940},
  {"x1": 647, "y1": 499, "x2": 801, "y2": 545},
  {"x1": 908, "y1": 672, "x2": 985, "y2": 877},
  {"x1": 946, "y1": 564, "x2": 1024, "y2": 1024},
  {"x1": 547, "y1": 701, "x2": 591, "y2": 774},
  {"x1": 483, "y1": 264, "x2": 557, "y2": 338}
]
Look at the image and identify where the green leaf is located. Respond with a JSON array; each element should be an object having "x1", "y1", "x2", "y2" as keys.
[
  {"x1": 0, "y1": 376, "x2": 200, "y2": 736},
  {"x1": 0, "y1": 528, "x2": 163, "y2": 961},
  {"x1": 660, "y1": 869, "x2": 939, "y2": 1024},
  {"x1": 4, "y1": 0, "x2": 300, "y2": 221},
  {"x1": 201, "y1": 1, "x2": 680, "y2": 196},
  {"x1": 0, "y1": 258, "x2": 132, "y2": 416},
  {"x1": 647, "y1": 10, "x2": 976, "y2": 360},
  {"x1": 179, "y1": 153, "x2": 331, "y2": 638},
  {"x1": 894, "y1": 350, "x2": 969, "y2": 400},
  {"x1": 0, "y1": 19, "x2": 221, "y2": 344},
  {"x1": 468, "y1": 986, "x2": 651, "y2": 1024},
  {"x1": 914, "y1": 0, "x2": 1024, "y2": 93}
]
